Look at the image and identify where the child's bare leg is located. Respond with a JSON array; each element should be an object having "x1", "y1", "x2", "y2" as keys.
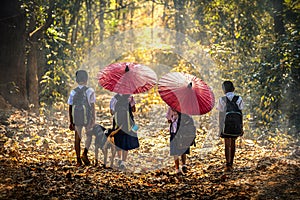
[
  {"x1": 117, "y1": 150, "x2": 121, "y2": 159},
  {"x1": 181, "y1": 154, "x2": 187, "y2": 165},
  {"x1": 181, "y1": 154, "x2": 188, "y2": 173},
  {"x1": 224, "y1": 138, "x2": 235, "y2": 171},
  {"x1": 228, "y1": 138, "x2": 236, "y2": 166},
  {"x1": 224, "y1": 138, "x2": 230, "y2": 165},
  {"x1": 121, "y1": 150, "x2": 128, "y2": 162},
  {"x1": 174, "y1": 155, "x2": 180, "y2": 173},
  {"x1": 75, "y1": 127, "x2": 82, "y2": 166},
  {"x1": 81, "y1": 128, "x2": 91, "y2": 166},
  {"x1": 116, "y1": 149, "x2": 122, "y2": 166},
  {"x1": 118, "y1": 150, "x2": 128, "y2": 170}
]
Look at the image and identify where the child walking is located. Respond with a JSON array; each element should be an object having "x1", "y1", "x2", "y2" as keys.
[
  {"x1": 68, "y1": 70, "x2": 96, "y2": 166},
  {"x1": 166, "y1": 107, "x2": 195, "y2": 174},
  {"x1": 110, "y1": 94, "x2": 139, "y2": 170},
  {"x1": 217, "y1": 81, "x2": 244, "y2": 172}
]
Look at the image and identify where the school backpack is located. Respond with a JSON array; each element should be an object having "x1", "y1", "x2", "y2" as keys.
[
  {"x1": 72, "y1": 86, "x2": 91, "y2": 126},
  {"x1": 175, "y1": 114, "x2": 196, "y2": 150},
  {"x1": 114, "y1": 94, "x2": 134, "y2": 132},
  {"x1": 223, "y1": 95, "x2": 243, "y2": 137}
]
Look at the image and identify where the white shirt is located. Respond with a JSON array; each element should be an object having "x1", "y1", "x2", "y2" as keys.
[
  {"x1": 67, "y1": 85, "x2": 96, "y2": 106},
  {"x1": 216, "y1": 92, "x2": 244, "y2": 112},
  {"x1": 166, "y1": 107, "x2": 179, "y2": 133}
]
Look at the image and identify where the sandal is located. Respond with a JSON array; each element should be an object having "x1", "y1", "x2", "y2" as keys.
[
  {"x1": 81, "y1": 154, "x2": 91, "y2": 166},
  {"x1": 76, "y1": 157, "x2": 82, "y2": 167},
  {"x1": 175, "y1": 169, "x2": 182, "y2": 175},
  {"x1": 182, "y1": 165, "x2": 188, "y2": 173},
  {"x1": 225, "y1": 163, "x2": 233, "y2": 172},
  {"x1": 117, "y1": 160, "x2": 122, "y2": 167},
  {"x1": 119, "y1": 162, "x2": 126, "y2": 170}
]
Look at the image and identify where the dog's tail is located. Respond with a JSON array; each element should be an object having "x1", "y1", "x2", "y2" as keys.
[{"x1": 110, "y1": 126, "x2": 122, "y2": 137}]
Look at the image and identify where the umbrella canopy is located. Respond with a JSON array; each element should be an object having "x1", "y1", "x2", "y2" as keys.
[
  {"x1": 158, "y1": 72, "x2": 215, "y2": 115},
  {"x1": 98, "y1": 62, "x2": 157, "y2": 94}
]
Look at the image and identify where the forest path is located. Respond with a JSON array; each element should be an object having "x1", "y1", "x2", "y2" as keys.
[{"x1": 0, "y1": 106, "x2": 299, "y2": 199}]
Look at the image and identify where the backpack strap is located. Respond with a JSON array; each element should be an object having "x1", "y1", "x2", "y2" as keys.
[
  {"x1": 74, "y1": 86, "x2": 89, "y2": 93},
  {"x1": 232, "y1": 95, "x2": 239, "y2": 103},
  {"x1": 225, "y1": 95, "x2": 241, "y2": 113},
  {"x1": 74, "y1": 87, "x2": 80, "y2": 93},
  {"x1": 225, "y1": 95, "x2": 239, "y2": 103}
]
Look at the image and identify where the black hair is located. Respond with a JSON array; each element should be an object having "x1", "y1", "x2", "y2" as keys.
[
  {"x1": 76, "y1": 70, "x2": 88, "y2": 83},
  {"x1": 222, "y1": 81, "x2": 235, "y2": 93}
]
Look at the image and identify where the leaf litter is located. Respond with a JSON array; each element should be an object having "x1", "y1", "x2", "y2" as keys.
[{"x1": 0, "y1": 106, "x2": 299, "y2": 200}]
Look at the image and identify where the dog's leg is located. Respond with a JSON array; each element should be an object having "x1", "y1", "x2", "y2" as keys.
[
  {"x1": 110, "y1": 146, "x2": 116, "y2": 168},
  {"x1": 94, "y1": 145, "x2": 99, "y2": 167},
  {"x1": 102, "y1": 148, "x2": 108, "y2": 168}
]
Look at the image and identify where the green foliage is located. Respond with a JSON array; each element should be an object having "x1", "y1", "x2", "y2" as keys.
[
  {"x1": 39, "y1": 66, "x2": 69, "y2": 107},
  {"x1": 39, "y1": 25, "x2": 75, "y2": 108},
  {"x1": 21, "y1": 0, "x2": 300, "y2": 139},
  {"x1": 190, "y1": 0, "x2": 300, "y2": 138}
]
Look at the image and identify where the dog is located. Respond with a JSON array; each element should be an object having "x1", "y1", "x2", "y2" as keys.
[{"x1": 86, "y1": 124, "x2": 121, "y2": 168}]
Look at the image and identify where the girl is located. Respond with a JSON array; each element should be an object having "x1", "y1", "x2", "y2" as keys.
[
  {"x1": 113, "y1": 94, "x2": 139, "y2": 170},
  {"x1": 217, "y1": 81, "x2": 244, "y2": 172},
  {"x1": 166, "y1": 107, "x2": 194, "y2": 174}
]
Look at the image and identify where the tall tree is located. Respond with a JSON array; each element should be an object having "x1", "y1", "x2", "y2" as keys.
[
  {"x1": 272, "y1": 0, "x2": 285, "y2": 36},
  {"x1": 27, "y1": 1, "x2": 55, "y2": 110},
  {"x1": 173, "y1": 0, "x2": 185, "y2": 47},
  {"x1": 99, "y1": 0, "x2": 106, "y2": 42},
  {"x1": 0, "y1": 0, "x2": 28, "y2": 109}
]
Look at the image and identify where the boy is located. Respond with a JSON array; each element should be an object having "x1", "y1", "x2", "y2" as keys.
[
  {"x1": 68, "y1": 70, "x2": 96, "y2": 166},
  {"x1": 217, "y1": 81, "x2": 244, "y2": 172}
]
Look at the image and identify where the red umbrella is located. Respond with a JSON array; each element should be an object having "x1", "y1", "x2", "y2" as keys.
[
  {"x1": 158, "y1": 72, "x2": 215, "y2": 115},
  {"x1": 98, "y1": 62, "x2": 157, "y2": 94}
]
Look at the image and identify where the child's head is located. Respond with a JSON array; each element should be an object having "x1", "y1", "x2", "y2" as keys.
[
  {"x1": 222, "y1": 81, "x2": 235, "y2": 93},
  {"x1": 76, "y1": 70, "x2": 88, "y2": 84}
]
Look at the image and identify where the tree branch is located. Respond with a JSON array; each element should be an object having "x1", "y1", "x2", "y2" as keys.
[
  {"x1": 91, "y1": 0, "x2": 151, "y2": 25},
  {"x1": 29, "y1": 1, "x2": 55, "y2": 40}
]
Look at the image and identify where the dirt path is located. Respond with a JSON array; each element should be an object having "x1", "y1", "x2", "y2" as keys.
[{"x1": 0, "y1": 109, "x2": 299, "y2": 199}]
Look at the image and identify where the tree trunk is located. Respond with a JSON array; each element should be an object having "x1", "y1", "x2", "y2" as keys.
[
  {"x1": 26, "y1": 42, "x2": 39, "y2": 111},
  {"x1": 26, "y1": 1, "x2": 55, "y2": 111},
  {"x1": 173, "y1": 0, "x2": 185, "y2": 48},
  {"x1": 68, "y1": 0, "x2": 82, "y2": 43},
  {"x1": 99, "y1": 0, "x2": 106, "y2": 42},
  {"x1": 0, "y1": 0, "x2": 29, "y2": 109},
  {"x1": 272, "y1": 0, "x2": 285, "y2": 36}
]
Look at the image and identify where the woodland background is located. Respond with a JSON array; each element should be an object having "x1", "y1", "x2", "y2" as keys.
[{"x1": 0, "y1": 0, "x2": 300, "y2": 199}]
